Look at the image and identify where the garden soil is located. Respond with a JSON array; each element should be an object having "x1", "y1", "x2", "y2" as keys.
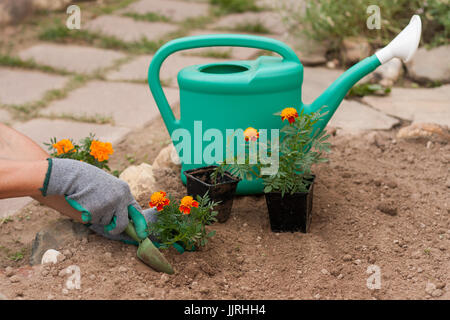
[{"x1": 0, "y1": 115, "x2": 449, "y2": 300}]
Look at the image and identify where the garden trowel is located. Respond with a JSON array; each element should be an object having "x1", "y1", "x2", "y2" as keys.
[{"x1": 125, "y1": 222, "x2": 174, "y2": 275}]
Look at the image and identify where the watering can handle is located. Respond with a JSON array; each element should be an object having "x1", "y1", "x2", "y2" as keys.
[{"x1": 148, "y1": 34, "x2": 300, "y2": 135}]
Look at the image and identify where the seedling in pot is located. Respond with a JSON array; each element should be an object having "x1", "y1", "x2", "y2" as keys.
[
  {"x1": 184, "y1": 166, "x2": 240, "y2": 223},
  {"x1": 216, "y1": 107, "x2": 331, "y2": 232}
]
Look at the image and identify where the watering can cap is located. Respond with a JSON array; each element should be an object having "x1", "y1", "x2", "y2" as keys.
[{"x1": 177, "y1": 56, "x2": 303, "y2": 94}]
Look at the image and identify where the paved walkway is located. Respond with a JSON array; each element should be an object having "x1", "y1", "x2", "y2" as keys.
[{"x1": 0, "y1": 0, "x2": 447, "y2": 218}]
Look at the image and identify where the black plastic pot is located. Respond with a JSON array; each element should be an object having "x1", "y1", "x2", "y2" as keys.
[
  {"x1": 183, "y1": 166, "x2": 240, "y2": 223},
  {"x1": 265, "y1": 176, "x2": 315, "y2": 233}
]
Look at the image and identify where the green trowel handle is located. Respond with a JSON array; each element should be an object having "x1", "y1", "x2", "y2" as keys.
[
  {"x1": 148, "y1": 34, "x2": 300, "y2": 135},
  {"x1": 124, "y1": 222, "x2": 141, "y2": 243}
]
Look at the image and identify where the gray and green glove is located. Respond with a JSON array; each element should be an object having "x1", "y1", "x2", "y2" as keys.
[
  {"x1": 89, "y1": 207, "x2": 158, "y2": 245},
  {"x1": 40, "y1": 158, "x2": 149, "y2": 240}
]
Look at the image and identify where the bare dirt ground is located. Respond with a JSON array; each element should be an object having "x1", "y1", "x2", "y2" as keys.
[{"x1": 0, "y1": 117, "x2": 449, "y2": 300}]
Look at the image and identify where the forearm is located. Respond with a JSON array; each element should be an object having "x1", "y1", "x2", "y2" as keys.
[{"x1": 0, "y1": 159, "x2": 48, "y2": 199}]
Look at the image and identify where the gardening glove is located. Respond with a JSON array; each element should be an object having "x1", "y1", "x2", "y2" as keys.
[
  {"x1": 89, "y1": 208, "x2": 159, "y2": 245},
  {"x1": 40, "y1": 158, "x2": 149, "y2": 240}
]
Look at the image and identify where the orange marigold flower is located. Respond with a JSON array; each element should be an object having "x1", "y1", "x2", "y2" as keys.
[
  {"x1": 149, "y1": 191, "x2": 170, "y2": 211},
  {"x1": 53, "y1": 139, "x2": 76, "y2": 155},
  {"x1": 179, "y1": 196, "x2": 199, "y2": 215},
  {"x1": 281, "y1": 107, "x2": 299, "y2": 124},
  {"x1": 243, "y1": 127, "x2": 259, "y2": 142},
  {"x1": 90, "y1": 140, "x2": 114, "y2": 162}
]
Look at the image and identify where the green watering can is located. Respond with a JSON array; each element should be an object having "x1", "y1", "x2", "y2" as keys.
[{"x1": 148, "y1": 15, "x2": 421, "y2": 195}]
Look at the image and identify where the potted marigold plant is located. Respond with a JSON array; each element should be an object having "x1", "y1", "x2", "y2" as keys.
[
  {"x1": 214, "y1": 107, "x2": 330, "y2": 233},
  {"x1": 45, "y1": 134, "x2": 115, "y2": 173},
  {"x1": 147, "y1": 190, "x2": 219, "y2": 252}
]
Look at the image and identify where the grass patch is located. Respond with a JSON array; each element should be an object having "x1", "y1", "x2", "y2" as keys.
[
  {"x1": 7, "y1": 75, "x2": 88, "y2": 121},
  {"x1": 39, "y1": 23, "x2": 161, "y2": 54},
  {"x1": 192, "y1": 49, "x2": 232, "y2": 59},
  {"x1": 210, "y1": 0, "x2": 260, "y2": 14},
  {"x1": 347, "y1": 83, "x2": 391, "y2": 98},
  {"x1": 8, "y1": 248, "x2": 26, "y2": 262},
  {"x1": 233, "y1": 21, "x2": 270, "y2": 34},
  {"x1": 92, "y1": 0, "x2": 139, "y2": 15},
  {"x1": 285, "y1": 0, "x2": 449, "y2": 50},
  {"x1": 0, "y1": 54, "x2": 71, "y2": 75},
  {"x1": 0, "y1": 217, "x2": 13, "y2": 226},
  {"x1": 123, "y1": 12, "x2": 170, "y2": 23},
  {"x1": 43, "y1": 112, "x2": 114, "y2": 125}
]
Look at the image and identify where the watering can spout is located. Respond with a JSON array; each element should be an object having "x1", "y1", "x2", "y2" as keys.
[{"x1": 306, "y1": 15, "x2": 421, "y2": 133}]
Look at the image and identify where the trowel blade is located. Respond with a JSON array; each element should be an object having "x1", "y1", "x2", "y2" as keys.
[{"x1": 137, "y1": 238, "x2": 174, "y2": 275}]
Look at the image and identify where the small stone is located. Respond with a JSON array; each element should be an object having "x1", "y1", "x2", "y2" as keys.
[
  {"x1": 377, "y1": 202, "x2": 398, "y2": 216},
  {"x1": 41, "y1": 249, "x2": 65, "y2": 265},
  {"x1": 160, "y1": 274, "x2": 170, "y2": 283},
  {"x1": 119, "y1": 163, "x2": 157, "y2": 203},
  {"x1": 386, "y1": 181, "x2": 397, "y2": 189},
  {"x1": 152, "y1": 144, "x2": 181, "y2": 172},
  {"x1": 62, "y1": 288, "x2": 69, "y2": 295},
  {"x1": 104, "y1": 252, "x2": 112, "y2": 259},
  {"x1": 9, "y1": 275, "x2": 20, "y2": 283},
  {"x1": 397, "y1": 123, "x2": 450, "y2": 142},
  {"x1": 343, "y1": 254, "x2": 352, "y2": 262},
  {"x1": 5, "y1": 267, "x2": 14, "y2": 277},
  {"x1": 41, "y1": 269, "x2": 49, "y2": 276},
  {"x1": 314, "y1": 293, "x2": 321, "y2": 299},
  {"x1": 337, "y1": 274, "x2": 344, "y2": 280},
  {"x1": 62, "y1": 249, "x2": 72, "y2": 258},
  {"x1": 354, "y1": 259, "x2": 362, "y2": 265},
  {"x1": 431, "y1": 289, "x2": 443, "y2": 297},
  {"x1": 118, "y1": 266, "x2": 128, "y2": 273},
  {"x1": 417, "y1": 267, "x2": 423, "y2": 273},
  {"x1": 326, "y1": 59, "x2": 339, "y2": 69},
  {"x1": 321, "y1": 268, "x2": 330, "y2": 275},
  {"x1": 47, "y1": 294, "x2": 55, "y2": 300},
  {"x1": 425, "y1": 282, "x2": 436, "y2": 295},
  {"x1": 89, "y1": 274, "x2": 96, "y2": 281},
  {"x1": 200, "y1": 286, "x2": 210, "y2": 294}
]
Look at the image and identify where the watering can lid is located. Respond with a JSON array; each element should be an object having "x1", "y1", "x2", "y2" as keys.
[{"x1": 177, "y1": 56, "x2": 303, "y2": 94}]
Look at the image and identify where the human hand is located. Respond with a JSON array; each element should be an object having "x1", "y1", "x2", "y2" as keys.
[{"x1": 41, "y1": 158, "x2": 149, "y2": 239}]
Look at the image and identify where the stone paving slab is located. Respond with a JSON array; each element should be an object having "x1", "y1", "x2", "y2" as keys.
[
  {"x1": 185, "y1": 30, "x2": 281, "y2": 60},
  {"x1": 406, "y1": 46, "x2": 450, "y2": 83},
  {"x1": 106, "y1": 53, "x2": 229, "y2": 87},
  {"x1": 85, "y1": 15, "x2": 178, "y2": 43},
  {"x1": 0, "y1": 197, "x2": 33, "y2": 219},
  {"x1": 302, "y1": 67, "x2": 345, "y2": 104},
  {"x1": 328, "y1": 100, "x2": 399, "y2": 132},
  {"x1": 18, "y1": 44, "x2": 126, "y2": 75},
  {"x1": 13, "y1": 118, "x2": 131, "y2": 149},
  {"x1": 363, "y1": 85, "x2": 450, "y2": 127},
  {"x1": 209, "y1": 11, "x2": 288, "y2": 35},
  {"x1": 0, "y1": 67, "x2": 69, "y2": 105},
  {"x1": 302, "y1": 67, "x2": 399, "y2": 131},
  {"x1": 123, "y1": 0, "x2": 210, "y2": 22},
  {"x1": 41, "y1": 81, "x2": 180, "y2": 128}
]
